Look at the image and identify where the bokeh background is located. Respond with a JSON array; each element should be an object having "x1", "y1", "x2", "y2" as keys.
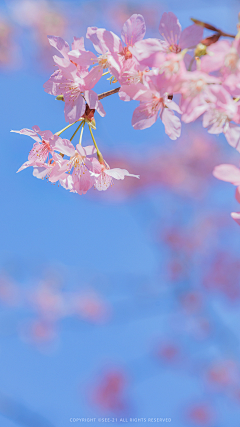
[{"x1": 1, "y1": 0, "x2": 240, "y2": 426}]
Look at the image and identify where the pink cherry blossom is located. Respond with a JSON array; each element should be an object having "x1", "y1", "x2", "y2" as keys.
[
  {"x1": 44, "y1": 36, "x2": 105, "y2": 123},
  {"x1": 179, "y1": 71, "x2": 220, "y2": 123},
  {"x1": 11, "y1": 125, "x2": 75, "y2": 172},
  {"x1": 120, "y1": 73, "x2": 182, "y2": 139},
  {"x1": 71, "y1": 14, "x2": 146, "y2": 81},
  {"x1": 66, "y1": 144, "x2": 99, "y2": 195},
  {"x1": 130, "y1": 12, "x2": 203, "y2": 68},
  {"x1": 202, "y1": 86, "x2": 240, "y2": 151},
  {"x1": 159, "y1": 12, "x2": 203, "y2": 53}
]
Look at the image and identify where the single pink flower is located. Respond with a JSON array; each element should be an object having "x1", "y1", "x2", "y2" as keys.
[
  {"x1": 120, "y1": 73, "x2": 182, "y2": 139},
  {"x1": 11, "y1": 125, "x2": 75, "y2": 172},
  {"x1": 130, "y1": 12, "x2": 203, "y2": 68},
  {"x1": 179, "y1": 71, "x2": 220, "y2": 123},
  {"x1": 66, "y1": 145, "x2": 99, "y2": 195},
  {"x1": 202, "y1": 85, "x2": 240, "y2": 151}
]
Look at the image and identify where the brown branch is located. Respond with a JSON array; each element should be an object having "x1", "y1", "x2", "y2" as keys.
[
  {"x1": 191, "y1": 18, "x2": 235, "y2": 39},
  {"x1": 98, "y1": 87, "x2": 120, "y2": 100}
]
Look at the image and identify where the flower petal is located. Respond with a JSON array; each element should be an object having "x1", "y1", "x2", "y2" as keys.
[
  {"x1": 121, "y1": 14, "x2": 146, "y2": 45},
  {"x1": 48, "y1": 36, "x2": 70, "y2": 59},
  {"x1": 213, "y1": 164, "x2": 240, "y2": 185},
  {"x1": 105, "y1": 168, "x2": 140, "y2": 180},
  {"x1": 11, "y1": 128, "x2": 41, "y2": 142},
  {"x1": 179, "y1": 24, "x2": 203, "y2": 50},
  {"x1": 159, "y1": 12, "x2": 181, "y2": 46}
]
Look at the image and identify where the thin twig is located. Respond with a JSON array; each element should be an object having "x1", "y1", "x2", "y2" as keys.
[{"x1": 98, "y1": 87, "x2": 120, "y2": 100}]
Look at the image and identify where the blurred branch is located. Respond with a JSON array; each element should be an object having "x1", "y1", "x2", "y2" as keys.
[{"x1": 191, "y1": 18, "x2": 235, "y2": 38}]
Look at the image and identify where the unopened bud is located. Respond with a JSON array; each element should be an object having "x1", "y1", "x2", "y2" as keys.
[
  {"x1": 201, "y1": 33, "x2": 221, "y2": 47},
  {"x1": 195, "y1": 43, "x2": 207, "y2": 57},
  {"x1": 56, "y1": 95, "x2": 64, "y2": 101}
]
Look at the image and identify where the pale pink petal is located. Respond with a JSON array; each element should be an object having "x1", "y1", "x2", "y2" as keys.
[
  {"x1": 231, "y1": 212, "x2": 240, "y2": 225},
  {"x1": 179, "y1": 24, "x2": 203, "y2": 50},
  {"x1": 17, "y1": 160, "x2": 34, "y2": 173},
  {"x1": 101, "y1": 30, "x2": 122, "y2": 53},
  {"x1": 201, "y1": 40, "x2": 231, "y2": 73},
  {"x1": 11, "y1": 128, "x2": 41, "y2": 143},
  {"x1": 86, "y1": 27, "x2": 122, "y2": 55},
  {"x1": 53, "y1": 55, "x2": 72, "y2": 69},
  {"x1": 43, "y1": 70, "x2": 63, "y2": 96},
  {"x1": 121, "y1": 14, "x2": 146, "y2": 46},
  {"x1": 68, "y1": 50, "x2": 97, "y2": 67},
  {"x1": 60, "y1": 175, "x2": 75, "y2": 191},
  {"x1": 48, "y1": 161, "x2": 69, "y2": 183},
  {"x1": 213, "y1": 164, "x2": 240, "y2": 185},
  {"x1": 83, "y1": 66, "x2": 102, "y2": 89},
  {"x1": 86, "y1": 27, "x2": 106, "y2": 54},
  {"x1": 72, "y1": 168, "x2": 94, "y2": 195},
  {"x1": 72, "y1": 36, "x2": 85, "y2": 51},
  {"x1": 166, "y1": 99, "x2": 182, "y2": 114},
  {"x1": 132, "y1": 103, "x2": 159, "y2": 130},
  {"x1": 76, "y1": 145, "x2": 96, "y2": 156},
  {"x1": 33, "y1": 165, "x2": 51, "y2": 179},
  {"x1": 119, "y1": 84, "x2": 152, "y2": 102},
  {"x1": 48, "y1": 36, "x2": 69, "y2": 59},
  {"x1": 32, "y1": 126, "x2": 53, "y2": 141},
  {"x1": 85, "y1": 90, "x2": 98, "y2": 109},
  {"x1": 94, "y1": 172, "x2": 112, "y2": 191},
  {"x1": 91, "y1": 158, "x2": 102, "y2": 174},
  {"x1": 130, "y1": 39, "x2": 167, "y2": 67},
  {"x1": 225, "y1": 124, "x2": 240, "y2": 152},
  {"x1": 51, "y1": 136, "x2": 75, "y2": 157},
  {"x1": 159, "y1": 12, "x2": 181, "y2": 46},
  {"x1": 161, "y1": 108, "x2": 181, "y2": 140},
  {"x1": 105, "y1": 168, "x2": 140, "y2": 180},
  {"x1": 95, "y1": 100, "x2": 106, "y2": 117},
  {"x1": 64, "y1": 95, "x2": 85, "y2": 124},
  {"x1": 107, "y1": 53, "x2": 122, "y2": 79},
  {"x1": 181, "y1": 95, "x2": 208, "y2": 123}
]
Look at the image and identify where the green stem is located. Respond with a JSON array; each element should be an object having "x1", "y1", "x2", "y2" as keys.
[
  {"x1": 55, "y1": 121, "x2": 78, "y2": 136},
  {"x1": 79, "y1": 121, "x2": 85, "y2": 145},
  {"x1": 88, "y1": 125, "x2": 104, "y2": 163},
  {"x1": 188, "y1": 56, "x2": 195, "y2": 71},
  {"x1": 70, "y1": 121, "x2": 84, "y2": 142}
]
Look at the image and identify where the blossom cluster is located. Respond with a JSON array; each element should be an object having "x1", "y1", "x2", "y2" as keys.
[{"x1": 12, "y1": 11, "x2": 240, "y2": 208}]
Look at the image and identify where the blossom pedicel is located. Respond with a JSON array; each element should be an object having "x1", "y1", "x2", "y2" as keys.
[{"x1": 12, "y1": 12, "x2": 240, "y2": 220}]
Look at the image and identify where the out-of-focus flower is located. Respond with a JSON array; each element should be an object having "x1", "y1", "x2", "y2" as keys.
[{"x1": 91, "y1": 369, "x2": 128, "y2": 413}]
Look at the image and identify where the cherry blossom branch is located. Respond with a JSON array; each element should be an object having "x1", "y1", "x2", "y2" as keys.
[
  {"x1": 191, "y1": 18, "x2": 235, "y2": 39},
  {"x1": 98, "y1": 87, "x2": 120, "y2": 100},
  {"x1": 56, "y1": 87, "x2": 121, "y2": 103}
]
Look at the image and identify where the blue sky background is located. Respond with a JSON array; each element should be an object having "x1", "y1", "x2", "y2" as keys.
[{"x1": 1, "y1": 0, "x2": 240, "y2": 426}]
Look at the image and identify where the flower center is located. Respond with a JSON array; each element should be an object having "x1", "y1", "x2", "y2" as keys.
[
  {"x1": 169, "y1": 44, "x2": 181, "y2": 53},
  {"x1": 119, "y1": 46, "x2": 132, "y2": 60}
]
